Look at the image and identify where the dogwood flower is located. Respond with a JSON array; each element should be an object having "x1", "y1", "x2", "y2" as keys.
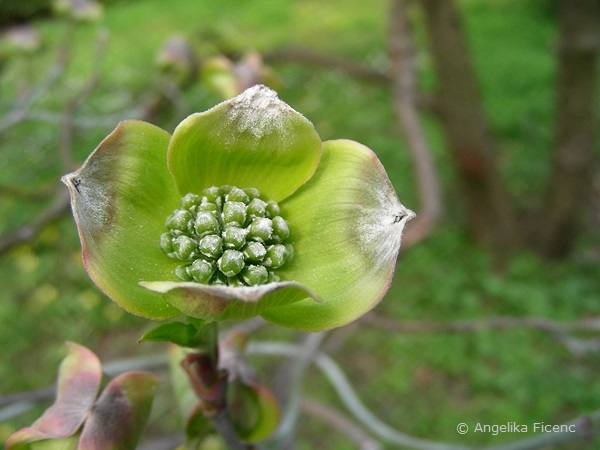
[{"x1": 62, "y1": 85, "x2": 414, "y2": 331}]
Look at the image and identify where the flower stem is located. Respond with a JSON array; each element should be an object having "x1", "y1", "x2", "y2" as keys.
[
  {"x1": 211, "y1": 407, "x2": 252, "y2": 450},
  {"x1": 181, "y1": 321, "x2": 251, "y2": 449}
]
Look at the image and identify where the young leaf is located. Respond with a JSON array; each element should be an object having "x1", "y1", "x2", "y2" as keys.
[
  {"x1": 78, "y1": 372, "x2": 159, "y2": 450},
  {"x1": 227, "y1": 381, "x2": 279, "y2": 442},
  {"x1": 6, "y1": 343, "x2": 102, "y2": 449},
  {"x1": 140, "y1": 321, "x2": 208, "y2": 348}
]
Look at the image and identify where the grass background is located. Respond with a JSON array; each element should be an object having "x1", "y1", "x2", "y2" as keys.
[{"x1": 1, "y1": 0, "x2": 599, "y2": 448}]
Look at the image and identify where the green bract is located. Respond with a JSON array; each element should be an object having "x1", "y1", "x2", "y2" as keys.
[{"x1": 62, "y1": 85, "x2": 414, "y2": 331}]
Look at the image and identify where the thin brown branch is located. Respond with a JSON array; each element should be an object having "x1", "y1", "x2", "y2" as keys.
[
  {"x1": 363, "y1": 312, "x2": 600, "y2": 334},
  {"x1": 0, "y1": 29, "x2": 109, "y2": 256},
  {"x1": 0, "y1": 22, "x2": 75, "y2": 133},
  {"x1": 0, "y1": 184, "x2": 55, "y2": 200},
  {"x1": 301, "y1": 398, "x2": 380, "y2": 450},
  {"x1": 363, "y1": 313, "x2": 600, "y2": 355},
  {"x1": 265, "y1": 47, "x2": 390, "y2": 83},
  {"x1": 0, "y1": 188, "x2": 70, "y2": 255},
  {"x1": 59, "y1": 27, "x2": 108, "y2": 171},
  {"x1": 210, "y1": 405, "x2": 253, "y2": 450},
  {"x1": 264, "y1": 47, "x2": 437, "y2": 113},
  {"x1": 388, "y1": 0, "x2": 443, "y2": 247},
  {"x1": 358, "y1": 308, "x2": 600, "y2": 358},
  {"x1": 487, "y1": 408, "x2": 600, "y2": 450}
]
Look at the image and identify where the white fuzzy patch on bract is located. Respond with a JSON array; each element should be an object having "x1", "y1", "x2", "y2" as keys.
[
  {"x1": 356, "y1": 183, "x2": 415, "y2": 270},
  {"x1": 61, "y1": 155, "x2": 114, "y2": 238},
  {"x1": 226, "y1": 84, "x2": 303, "y2": 139}
]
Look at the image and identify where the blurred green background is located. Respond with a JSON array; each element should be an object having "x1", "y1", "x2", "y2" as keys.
[{"x1": 1, "y1": 0, "x2": 599, "y2": 448}]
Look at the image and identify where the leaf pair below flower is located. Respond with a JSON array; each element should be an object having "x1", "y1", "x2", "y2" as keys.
[{"x1": 7, "y1": 343, "x2": 159, "y2": 450}]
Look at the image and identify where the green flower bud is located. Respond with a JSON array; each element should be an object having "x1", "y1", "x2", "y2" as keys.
[
  {"x1": 242, "y1": 265, "x2": 268, "y2": 286},
  {"x1": 223, "y1": 226, "x2": 248, "y2": 250},
  {"x1": 227, "y1": 275, "x2": 245, "y2": 287},
  {"x1": 189, "y1": 259, "x2": 216, "y2": 283},
  {"x1": 202, "y1": 186, "x2": 221, "y2": 203},
  {"x1": 195, "y1": 211, "x2": 219, "y2": 237},
  {"x1": 243, "y1": 187, "x2": 261, "y2": 200},
  {"x1": 198, "y1": 201, "x2": 218, "y2": 213},
  {"x1": 265, "y1": 201, "x2": 280, "y2": 218},
  {"x1": 284, "y1": 243, "x2": 294, "y2": 263},
  {"x1": 247, "y1": 198, "x2": 267, "y2": 217},
  {"x1": 218, "y1": 249, "x2": 245, "y2": 277},
  {"x1": 243, "y1": 241, "x2": 266, "y2": 263},
  {"x1": 159, "y1": 232, "x2": 173, "y2": 253},
  {"x1": 172, "y1": 235, "x2": 197, "y2": 260},
  {"x1": 180, "y1": 193, "x2": 200, "y2": 210},
  {"x1": 222, "y1": 201, "x2": 247, "y2": 227},
  {"x1": 220, "y1": 185, "x2": 233, "y2": 195},
  {"x1": 175, "y1": 264, "x2": 193, "y2": 281},
  {"x1": 271, "y1": 216, "x2": 290, "y2": 242},
  {"x1": 226, "y1": 187, "x2": 250, "y2": 204},
  {"x1": 248, "y1": 217, "x2": 273, "y2": 243},
  {"x1": 267, "y1": 272, "x2": 280, "y2": 283},
  {"x1": 198, "y1": 234, "x2": 223, "y2": 258},
  {"x1": 264, "y1": 244, "x2": 288, "y2": 269},
  {"x1": 166, "y1": 209, "x2": 193, "y2": 234}
]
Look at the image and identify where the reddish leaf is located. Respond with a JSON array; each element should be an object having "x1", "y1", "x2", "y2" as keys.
[
  {"x1": 78, "y1": 372, "x2": 159, "y2": 450},
  {"x1": 7, "y1": 343, "x2": 102, "y2": 448}
]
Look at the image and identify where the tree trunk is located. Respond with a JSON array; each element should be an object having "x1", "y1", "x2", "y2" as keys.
[
  {"x1": 419, "y1": 0, "x2": 518, "y2": 263},
  {"x1": 534, "y1": 0, "x2": 600, "y2": 258}
]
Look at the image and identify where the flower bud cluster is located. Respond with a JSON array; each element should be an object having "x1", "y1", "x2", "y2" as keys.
[{"x1": 160, "y1": 186, "x2": 293, "y2": 286}]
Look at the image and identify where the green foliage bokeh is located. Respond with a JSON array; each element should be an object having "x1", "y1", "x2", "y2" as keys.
[{"x1": 1, "y1": 0, "x2": 598, "y2": 448}]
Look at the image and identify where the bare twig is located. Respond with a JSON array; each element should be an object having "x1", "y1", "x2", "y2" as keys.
[
  {"x1": 250, "y1": 341, "x2": 469, "y2": 450},
  {"x1": 389, "y1": 0, "x2": 443, "y2": 247},
  {"x1": 362, "y1": 312, "x2": 600, "y2": 334},
  {"x1": 59, "y1": 27, "x2": 109, "y2": 170},
  {"x1": 301, "y1": 397, "x2": 381, "y2": 450},
  {"x1": 0, "y1": 22, "x2": 75, "y2": 133},
  {"x1": 211, "y1": 404, "x2": 251, "y2": 450},
  {"x1": 0, "y1": 28, "x2": 109, "y2": 256},
  {"x1": 264, "y1": 47, "x2": 436, "y2": 112},
  {"x1": 0, "y1": 188, "x2": 70, "y2": 254},
  {"x1": 265, "y1": 47, "x2": 389, "y2": 83},
  {"x1": 362, "y1": 312, "x2": 600, "y2": 356},
  {"x1": 270, "y1": 332, "x2": 328, "y2": 448},
  {"x1": 487, "y1": 409, "x2": 600, "y2": 450},
  {"x1": 250, "y1": 341, "x2": 600, "y2": 450}
]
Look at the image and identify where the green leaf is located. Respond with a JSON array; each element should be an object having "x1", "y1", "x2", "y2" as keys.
[
  {"x1": 184, "y1": 405, "x2": 214, "y2": 441},
  {"x1": 78, "y1": 372, "x2": 160, "y2": 450},
  {"x1": 228, "y1": 381, "x2": 279, "y2": 443},
  {"x1": 140, "y1": 280, "x2": 320, "y2": 322},
  {"x1": 62, "y1": 120, "x2": 181, "y2": 320},
  {"x1": 262, "y1": 139, "x2": 415, "y2": 331},
  {"x1": 140, "y1": 320, "x2": 213, "y2": 348},
  {"x1": 167, "y1": 85, "x2": 321, "y2": 202},
  {"x1": 6, "y1": 343, "x2": 102, "y2": 449}
]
